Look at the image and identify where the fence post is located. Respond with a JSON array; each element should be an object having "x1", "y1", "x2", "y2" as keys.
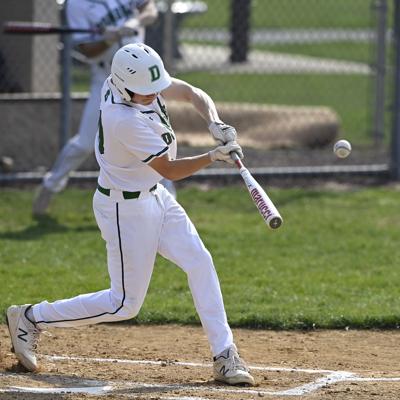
[
  {"x1": 162, "y1": 0, "x2": 175, "y2": 74},
  {"x1": 391, "y1": 0, "x2": 400, "y2": 179},
  {"x1": 59, "y1": 0, "x2": 72, "y2": 149},
  {"x1": 372, "y1": 0, "x2": 387, "y2": 145},
  {"x1": 230, "y1": 0, "x2": 251, "y2": 63}
]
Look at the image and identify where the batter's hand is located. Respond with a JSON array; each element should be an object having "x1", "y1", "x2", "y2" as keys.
[
  {"x1": 209, "y1": 121, "x2": 237, "y2": 144},
  {"x1": 120, "y1": 18, "x2": 140, "y2": 36},
  {"x1": 209, "y1": 141, "x2": 243, "y2": 164},
  {"x1": 104, "y1": 19, "x2": 139, "y2": 42}
]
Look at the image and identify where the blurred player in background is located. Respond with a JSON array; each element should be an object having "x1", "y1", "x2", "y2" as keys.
[
  {"x1": 8, "y1": 43, "x2": 255, "y2": 387},
  {"x1": 33, "y1": 0, "x2": 176, "y2": 216}
]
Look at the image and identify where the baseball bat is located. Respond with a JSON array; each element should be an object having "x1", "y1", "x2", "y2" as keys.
[
  {"x1": 3, "y1": 21, "x2": 104, "y2": 35},
  {"x1": 231, "y1": 152, "x2": 283, "y2": 229}
]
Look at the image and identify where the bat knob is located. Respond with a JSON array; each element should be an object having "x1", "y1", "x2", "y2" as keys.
[{"x1": 269, "y1": 217, "x2": 282, "y2": 229}]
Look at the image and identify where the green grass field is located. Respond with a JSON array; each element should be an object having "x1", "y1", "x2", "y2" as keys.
[
  {"x1": 1, "y1": 186, "x2": 399, "y2": 329},
  {"x1": 186, "y1": 40, "x2": 373, "y2": 64},
  {"x1": 183, "y1": 0, "x2": 391, "y2": 29}
]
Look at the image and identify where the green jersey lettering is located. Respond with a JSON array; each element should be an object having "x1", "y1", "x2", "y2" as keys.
[
  {"x1": 104, "y1": 89, "x2": 110, "y2": 103},
  {"x1": 161, "y1": 132, "x2": 174, "y2": 145},
  {"x1": 98, "y1": 110, "x2": 104, "y2": 154}
]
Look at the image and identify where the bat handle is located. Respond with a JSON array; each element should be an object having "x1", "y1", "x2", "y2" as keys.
[{"x1": 230, "y1": 151, "x2": 244, "y2": 169}]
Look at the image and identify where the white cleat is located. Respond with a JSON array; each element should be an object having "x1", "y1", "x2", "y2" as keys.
[
  {"x1": 213, "y1": 344, "x2": 255, "y2": 386},
  {"x1": 6, "y1": 305, "x2": 41, "y2": 372},
  {"x1": 32, "y1": 185, "x2": 54, "y2": 217}
]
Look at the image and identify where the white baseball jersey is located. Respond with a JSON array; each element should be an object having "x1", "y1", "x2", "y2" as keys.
[{"x1": 95, "y1": 77, "x2": 177, "y2": 191}]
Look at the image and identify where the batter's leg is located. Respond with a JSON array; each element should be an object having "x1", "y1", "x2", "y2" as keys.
[
  {"x1": 156, "y1": 187, "x2": 255, "y2": 385},
  {"x1": 156, "y1": 187, "x2": 233, "y2": 357},
  {"x1": 32, "y1": 192, "x2": 163, "y2": 328},
  {"x1": 160, "y1": 178, "x2": 177, "y2": 199}
]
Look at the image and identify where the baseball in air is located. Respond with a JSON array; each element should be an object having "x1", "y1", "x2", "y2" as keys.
[{"x1": 333, "y1": 139, "x2": 352, "y2": 158}]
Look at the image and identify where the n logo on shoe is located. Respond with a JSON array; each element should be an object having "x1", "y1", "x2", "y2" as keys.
[
  {"x1": 17, "y1": 328, "x2": 28, "y2": 342},
  {"x1": 219, "y1": 365, "x2": 230, "y2": 376}
]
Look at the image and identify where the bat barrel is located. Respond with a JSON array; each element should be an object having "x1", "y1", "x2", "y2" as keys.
[
  {"x1": 239, "y1": 168, "x2": 283, "y2": 230},
  {"x1": 230, "y1": 149, "x2": 283, "y2": 230},
  {"x1": 268, "y1": 216, "x2": 283, "y2": 229}
]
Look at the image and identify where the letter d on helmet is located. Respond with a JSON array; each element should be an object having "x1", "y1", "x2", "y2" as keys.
[{"x1": 111, "y1": 43, "x2": 172, "y2": 100}]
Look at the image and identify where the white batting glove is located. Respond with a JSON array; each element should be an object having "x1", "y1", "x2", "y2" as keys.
[
  {"x1": 209, "y1": 141, "x2": 244, "y2": 164},
  {"x1": 104, "y1": 20, "x2": 139, "y2": 42},
  {"x1": 209, "y1": 121, "x2": 237, "y2": 144},
  {"x1": 119, "y1": 18, "x2": 140, "y2": 36}
]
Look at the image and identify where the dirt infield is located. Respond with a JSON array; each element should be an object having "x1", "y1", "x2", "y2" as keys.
[{"x1": 1, "y1": 325, "x2": 400, "y2": 399}]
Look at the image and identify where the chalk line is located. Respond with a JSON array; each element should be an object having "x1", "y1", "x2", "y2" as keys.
[{"x1": 1, "y1": 354, "x2": 400, "y2": 398}]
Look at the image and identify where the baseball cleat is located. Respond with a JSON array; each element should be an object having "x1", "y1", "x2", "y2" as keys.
[
  {"x1": 6, "y1": 304, "x2": 41, "y2": 372},
  {"x1": 32, "y1": 185, "x2": 54, "y2": 217},
  {"x1": 213, "y1": 344, "x2": 255, "y2": 386}
]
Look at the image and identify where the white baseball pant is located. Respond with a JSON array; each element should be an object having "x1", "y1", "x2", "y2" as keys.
[{"x1": 32, "y1": 185, "x2": 233, "y2": 356}]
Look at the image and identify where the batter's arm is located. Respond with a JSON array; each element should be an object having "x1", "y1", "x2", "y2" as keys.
[
  {"x1": 161, "y1": 78, "x2": 222, "y2": 126},
  {"x1": 77, "y1": 41, "x2": 112, "y2": 59},
  {"x1": 149, "y1": 153, "x2": 212, "y2": 181},
  {"x1": 149, "y1": 141, "x2": 242, "y2": 181}
]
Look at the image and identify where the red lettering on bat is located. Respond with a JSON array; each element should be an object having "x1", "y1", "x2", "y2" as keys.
[{"x1": 250, "y1": 188, "x2": 273, "y2": 220}]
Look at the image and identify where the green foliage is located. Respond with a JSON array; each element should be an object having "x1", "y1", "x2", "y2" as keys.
[{"x1": 0, "y1": 187, "x2": 399, "y2": 329}]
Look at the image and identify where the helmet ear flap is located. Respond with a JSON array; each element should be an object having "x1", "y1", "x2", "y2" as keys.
[
  {"x1": 125, "y1": 88, "x2": 135, "y2": 100},
  {"x1": 110, "y1": 71, "x2": 131, "y2": 101}
]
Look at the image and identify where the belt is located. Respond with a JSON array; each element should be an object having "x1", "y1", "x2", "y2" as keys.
[{"x1": 97, "y1": 184, "x2": 157, "y2": 200}]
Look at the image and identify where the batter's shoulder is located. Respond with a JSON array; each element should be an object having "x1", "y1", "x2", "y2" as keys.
[
  {"x1": 115, "y1": 109, "x2": 153, "y2": 137},
  {"x1": 102, "y1": 103, "x2": 141, "y2": 129}
]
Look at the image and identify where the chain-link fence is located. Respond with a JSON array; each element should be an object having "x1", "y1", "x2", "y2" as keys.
[
  {"x1": 0, "y1": 0, "x2": 398, "y2": 180},
  {"x1": 169, "y1": 0, "x2": 392, "y2": 169},
  {"x1": 0, "y1": 0, "x2": 61, "y2": 93}
]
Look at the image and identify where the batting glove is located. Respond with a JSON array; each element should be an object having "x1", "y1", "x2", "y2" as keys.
[
  {"x1": 104, "y1": 20, "x2": 138, "y2": 42},
  {"x1": 209, "y1": 141, "x2": 244, "y2": 164},
  {"x1": 209, "y1": 121, "x2": 237, "y2": 144},
  {"x1": 119, "y1": 18, "x2": 139, "y2": 36}
]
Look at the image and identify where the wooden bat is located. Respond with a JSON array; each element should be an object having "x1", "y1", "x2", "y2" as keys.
[
  {"x1": 3, "y1": 21, "x2": 103, "y2": 35},
  {"x1": 231, "y1": 152, "x2": 283, "y2": 229}
]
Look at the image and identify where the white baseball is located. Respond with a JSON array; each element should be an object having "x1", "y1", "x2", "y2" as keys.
[{"x1": 333, "y1": 140, "x2": 352, "y2": 158}]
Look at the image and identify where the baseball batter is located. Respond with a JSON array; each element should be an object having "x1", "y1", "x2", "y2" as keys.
[
  {"x1": 7, "y1": 43, "x2": 255, "y2": 386},
  {"x1": 32, "y1": 0, "x2": 173, "y2": 216}
]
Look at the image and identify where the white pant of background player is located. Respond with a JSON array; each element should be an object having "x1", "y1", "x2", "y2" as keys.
[
  {"x1": 32, "y1": 185, "x2": 233, "y2": 356},
  {"x1": 43, "y1": 67, "x2": 105, "y2": 192}
]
